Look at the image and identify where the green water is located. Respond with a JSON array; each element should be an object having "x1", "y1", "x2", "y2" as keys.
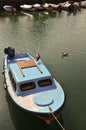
[{"x1": 0, "y1": 9, "x2": 86, "y2": 130}]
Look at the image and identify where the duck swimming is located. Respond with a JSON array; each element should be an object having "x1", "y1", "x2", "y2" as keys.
[{"x1": 61, "y1": 52, "x2": 69, "y2": 58}]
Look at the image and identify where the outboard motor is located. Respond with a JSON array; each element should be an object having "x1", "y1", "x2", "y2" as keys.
[{"x1": 4, "y1": 47, "x2": 15, "y2": 58}]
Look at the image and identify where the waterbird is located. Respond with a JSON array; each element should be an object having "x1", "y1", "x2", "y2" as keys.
[
  {"x1": 61, "y1": 52, "x2": 69, "y2": 58},
  {"x1": 35, "y1": 50, "x2": 40, "y2": 61}
]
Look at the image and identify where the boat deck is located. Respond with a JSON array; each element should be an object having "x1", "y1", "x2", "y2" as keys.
[{"x1": 8, "y1": 53, "x2": 51, "y2": 83}]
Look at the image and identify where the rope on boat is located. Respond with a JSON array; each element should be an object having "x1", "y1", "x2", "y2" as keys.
[{"x1": 48, "y1": 106, "x2": 66, "y2": 130}]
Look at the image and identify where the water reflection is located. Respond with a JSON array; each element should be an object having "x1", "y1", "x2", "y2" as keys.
[{"x1": 6, "y1": 91, "x2": 65, "y2": 130}]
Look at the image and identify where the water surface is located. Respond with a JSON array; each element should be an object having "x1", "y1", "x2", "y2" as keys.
[{"x1": 0, "y1": 9, "x2": 86, "y2": 130}]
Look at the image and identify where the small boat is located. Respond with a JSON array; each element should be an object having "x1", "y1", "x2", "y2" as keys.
[
  {"x1": 2, "y1": 47, "x2": 65, "y2": 125},
  {"x1": 61, "y1": 2, "x2": 71, "y2": 10},
  {"x1": 20, "y1": 4, "x2": 34, "y2": 11},
  {"x1": 33, "y1": 3, "x2": 41, "y2": 8},
  {"x1": 61, "y1": 1, "x2": 80, "y2": 12},
  {"x1": 80, "y1": 1, "x2": 86, "y2": 8},
  {"x1": 3, "y1": 5, "x2": 16, "y2": 12}
]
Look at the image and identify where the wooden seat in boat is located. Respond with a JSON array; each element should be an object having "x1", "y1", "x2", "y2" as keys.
[{"x1": 17, "y1": 60, "x2": 42, "y2": 77}]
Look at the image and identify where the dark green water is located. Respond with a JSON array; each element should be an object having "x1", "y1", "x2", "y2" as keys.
[{"x1": 0, "y1": 9, "x2": 86, "y2": 130}]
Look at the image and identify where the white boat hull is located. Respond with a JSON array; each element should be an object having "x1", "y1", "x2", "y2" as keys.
[{"x1": 2, "y1": 48, "x2": 65, "y2": 125}]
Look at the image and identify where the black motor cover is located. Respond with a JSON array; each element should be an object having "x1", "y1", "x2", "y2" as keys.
[{"x1": 4, "y1": 47, "x2": 15, "y2": 58}]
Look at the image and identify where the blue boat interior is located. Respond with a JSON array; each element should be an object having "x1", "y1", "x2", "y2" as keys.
[{"x1": 8, "y1": 53, "x2": 51, "y2": 84}]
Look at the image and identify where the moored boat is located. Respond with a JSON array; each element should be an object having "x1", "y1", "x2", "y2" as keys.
[
  {"x1": 80, "y1": 1, "x2": 86, "y2": 8},
  {"x1": 2, "y1": 47, "x2": 65, "y2": 125},
  {"x1": 3, "y1": 5, "x2": 16, "y2": 12},
  {"x1": 20, "y1": 4, "x2": 34, "y2": 11}
]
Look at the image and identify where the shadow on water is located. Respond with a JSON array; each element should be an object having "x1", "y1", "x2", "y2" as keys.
[{"x1": 6, "y1": 91, "x2": 64, "y2": 130}]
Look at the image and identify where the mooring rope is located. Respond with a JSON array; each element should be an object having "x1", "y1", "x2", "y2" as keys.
[{"x1": 48, "y1": 106, "x2": 66, "y2": 130}]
